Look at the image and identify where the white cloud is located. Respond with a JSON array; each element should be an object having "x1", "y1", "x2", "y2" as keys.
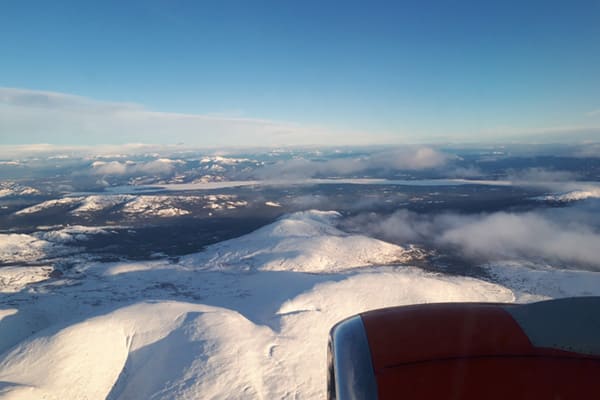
[
  {"x1": 440, "y1": 212, "x2": 600, "y2": 266},
  {"x1": 90, "y1": 159, "x2": 180, "y2": 176}
]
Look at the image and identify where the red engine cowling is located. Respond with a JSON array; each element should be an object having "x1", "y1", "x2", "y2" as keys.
[{"x1": 327, "y1": 297, "x2": 600, "y2": 400}]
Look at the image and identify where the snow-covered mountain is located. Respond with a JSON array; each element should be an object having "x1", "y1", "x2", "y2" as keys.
[
  {"x1": 15, "y1": 197, "x2": 84, "y2": 215},
  {"x1": 71, "y1": 195, "x2": 135, "y2": 214},
  {"x1": 0, "y1": 182, "x2": 40, "y2": 198},
  {"x1": 14, "y1": 194, "x2": 249, "y2": 218},
  {"x1": 0, "y1": 210, "x2": 599, "y2": 399}
]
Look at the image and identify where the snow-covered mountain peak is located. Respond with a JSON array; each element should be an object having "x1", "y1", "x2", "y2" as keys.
[
  {"x1": 182, "y1": 210, "x2": 411, "y2": 273},
  {"x1": 539, "y1": 188, "x2": 600, "y2": 202}
]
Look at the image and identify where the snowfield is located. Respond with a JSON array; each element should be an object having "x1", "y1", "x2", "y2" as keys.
[
  {"x1": 0, "y1": 210, "x2": 599, "y2": 399},
  {"x1": 0, "y1": 234, "x2": 56, "y2": 265},
  {"x1": 0, "y1": 266, "x2": 54, "y2": 293},
  {"x1": 0, "y1": 226, "x2": 112, "y2": 265},
  {"x1": 485, "y1": 261, "x2": 600, "y2": 300}
]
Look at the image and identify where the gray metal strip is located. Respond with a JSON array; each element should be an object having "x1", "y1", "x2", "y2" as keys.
[{"x1": 504, "y1": 297, "x2": 600, "y2": 356}]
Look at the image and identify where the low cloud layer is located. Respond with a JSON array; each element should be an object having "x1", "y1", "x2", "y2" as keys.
[
  {"x1": 253, "y1": 147, "x2": 451, "y2": 179},
  {"x1": 341, "y1": 202, "x2": 600, "y2": 269},
  {"x1": 440, "y1": 212, "x2": 599, "y2": 266}
]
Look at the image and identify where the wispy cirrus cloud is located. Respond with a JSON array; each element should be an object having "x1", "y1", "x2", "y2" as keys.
[
  {"x1": 478, "y1": 125, "x2": 600, "y2": 143},
  {"x1": 3, "y1": 87, "x2": 599, "y2": 148},
  {"x1": 0, "y1": 87, "x2": 396, "y2": 147},
  {"x1": 587, "y1": 109, "x2": 600, "y2": 117}
]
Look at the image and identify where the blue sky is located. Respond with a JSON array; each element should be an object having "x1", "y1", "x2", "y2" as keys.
[{"x1": 1, "y1": 0, "x2": 599, "y2": 146}]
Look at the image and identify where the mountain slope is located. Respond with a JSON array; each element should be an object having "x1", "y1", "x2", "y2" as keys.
[{"x1": 1, "y1": 210, "x2": 598, "y2": 399}]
